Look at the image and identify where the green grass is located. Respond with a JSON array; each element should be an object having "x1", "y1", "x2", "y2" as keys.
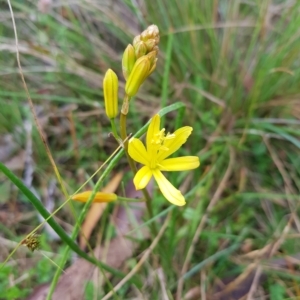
[{"x1": 1, "y1": 0, "x2": 300, "y2": 298}]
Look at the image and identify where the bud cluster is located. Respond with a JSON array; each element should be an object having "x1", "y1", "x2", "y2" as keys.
[
  {"x1": 133, "y1": 24, "x2": 160, "y2": 60},
  {"x1": 122, "y1": 25, "x2": 160, "y2": 97},
  {"x1": 102, "y1": 25, "x2": 160, "y2": 120}
]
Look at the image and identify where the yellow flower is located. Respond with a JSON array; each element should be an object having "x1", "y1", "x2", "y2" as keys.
[
  {"x1": 72, "y1": 191, "x2": 117, "y2": 203},
  {"x1": 128, "y1": 114, "x2": 200, "y2": 206}
]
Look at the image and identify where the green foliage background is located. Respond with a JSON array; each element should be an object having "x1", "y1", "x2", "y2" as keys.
[{"x1": 0, "y1": 0, "x2": 300, "y2": 298}]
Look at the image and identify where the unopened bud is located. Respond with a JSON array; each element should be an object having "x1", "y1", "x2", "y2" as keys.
[
  {"x1": 141, "y1": 25, "x2": 159, "y2": 42},
  {"x1": 144, "y1": 51, "x2": 158, "y2": 76},
  {"x1": 148, "y1": 58, "x2": 157, "y2": 76},
  {"x1": 146, "y1": 50, "x2": 157, "y2": 65},
  {"x1": 144, "y1": 39, "x2": 156, "y2": 52},
  {"x1": 132, "y1": 25, "x2": 160, "y2": 56},
  {"x1": 103, "y1": 69, "x2": 119, "y2": 119},
  {"x1": 125, "y1": 56, "x2": 151, "y2": 97},
  {"x1": 122, "y1": 44, "x2": 136, "y2": 80},
  {"x1": 72, "y1": 191, "x2": 117, "y2": 203},
  {"x1": 134, "y1": 41, "x2": 147, "y2": 59},
  {"x1": 133, "y1": 35, "x2": 141, "y2": 48}
]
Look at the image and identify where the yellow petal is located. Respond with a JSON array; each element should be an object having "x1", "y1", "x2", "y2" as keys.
[
  {"x1": 146, "y1": 114, "x2": 160, "y2": 153},
  {"x1": 133, "y1": 166, "x2": 153, "y2": 190},
  {"x1": 152, "y1": 169, "x2": 186, "y2": 206},
  {"x1": 128, "y1": 138, "x2": 150, "y2": 166},
  {"x1": 157, "y1": 126, "x2": 193, "y2": 161},
  {"x1": 72, "y1": 191, "x2": 117, "y2": 203},
  {"x1": 159, "y1": 156, "x2": 200, "y2": 171}
]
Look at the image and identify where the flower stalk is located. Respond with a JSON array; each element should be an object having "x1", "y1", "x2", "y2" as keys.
[{"x1": 120, "y1": 109, "x2": 155, "y2": 220}]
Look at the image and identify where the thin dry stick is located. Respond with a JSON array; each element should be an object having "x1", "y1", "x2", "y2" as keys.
[
  {"x1": 7, "y1": 0, "x2": 68, "y2": 198},
  {"x1": 245, "y1": 266, "x2": 263, "y2": 300},
  {"x1": 175, "y1": 83, "x2": 226, "y2": 108},
  {"x1": 200, "y1": 270, "x2": 206, "y2": 300},
  {"x1": 213, "y1": 263, "x2": 258, "y2": 299},
  {"x1": 101, "y1": 213, "x2": 171, "y2": 300},
  {"x1": 197, "y1": 111, "x2": 233, "y2": 157},
  {"x1": 157, "y1": 268, "x2": 169, "y2": 300},
  {"x1": 263, "y1": 136, "x2": 295, "y2": 194},
  {"x1": 67, "y1": 110, "x2": 80, "y2": 162},
  {"x1": 176, "y1": 146, "x2": 235, "y2": 300}
]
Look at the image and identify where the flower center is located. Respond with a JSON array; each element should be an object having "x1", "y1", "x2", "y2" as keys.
[{"x1": 149, "y1": 128, "x2": 175, "y2": 169}]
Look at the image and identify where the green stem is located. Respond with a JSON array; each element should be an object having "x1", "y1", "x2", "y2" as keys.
[
  {"x1": 120, "y1": 112, "x2": 137, "y2": 169},
  {"x1": 110, "y1": 118, "x2": 121, "y2": 143},
  {"x1": 117, "y1": 196, "x2": 146, "y2": 202},
  {"x1": 120, "y1": 108, "x2": 154, "y2": 221}
]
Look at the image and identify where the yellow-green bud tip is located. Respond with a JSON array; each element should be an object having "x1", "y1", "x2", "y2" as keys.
[
  {"x1": 103, "y1": 69, "x2": 119, "y2": 119},
  {"x1": 122, "y1": 44, "x2": 136, "y2": 80},
  {"x1": 134, "y1": 41, "x2": 147, "y2": 59}
]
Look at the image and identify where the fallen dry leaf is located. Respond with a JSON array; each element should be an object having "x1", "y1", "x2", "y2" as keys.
[{"x1": 79, "y1": 171, "x2": 124, "y2": 249}]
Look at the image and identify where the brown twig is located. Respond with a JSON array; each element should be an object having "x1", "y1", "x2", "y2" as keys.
[{"x1": 7, "y1": 0, "x2": 68, "y2": 198}]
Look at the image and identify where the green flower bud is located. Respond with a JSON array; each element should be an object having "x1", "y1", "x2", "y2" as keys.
[
  {"x1": 122, "y1": 44, "x2": 136, "y2": 80},
  {"x1": 125, "y1": 56, "x2": 151, "y2": 97},
  {"x1": 103, "y1": 69, "x2": 119, "y2": 119}
]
